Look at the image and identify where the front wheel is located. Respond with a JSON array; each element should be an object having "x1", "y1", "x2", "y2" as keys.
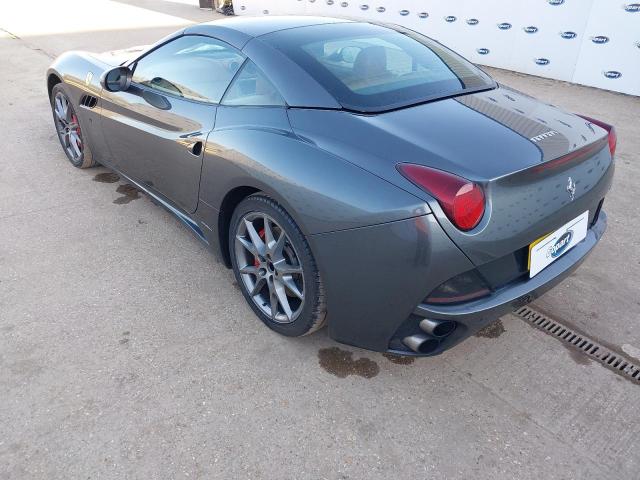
[
  {"x1": 51, "y1": 84, "x2": 97, "y2": 169},
  {"x1": 229, "y1": 194, "x2": 327, "y2": 337}
]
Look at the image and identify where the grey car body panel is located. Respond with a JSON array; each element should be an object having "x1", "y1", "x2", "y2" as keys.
[
  {"x1": 185, "y1": 15, "x2": 352, "y2": 47},
  {"x1": 288, "y1": 84, "x2": 613, "y2": 265},
  {"x1": 46, "y1": 17, "x2": 613, "y2": 355},
  {"x1": 456, "y1": 85, "x2": 602, "y2": 160},
  {"x1": 184, "y1": 24, "x2": 254, "y2": 50},
  {"x1": 287, "y1": 100, "x2": 541, "y2": 183},
  {"x1": 403, "y1": 212, "x2": 608, "y2": 356},
  {"x1": 99, "y1": 85, "x2": 214, "y2": 213},
  {"x1": 201, "y1": 106, "x2": 430, "y2": 236},
  {"x1": 47, "y1": 52, "x2": 111, "y2": 162},
  {"x1": 91, "y1": 46, "x2": 148, "y2": 67},
  {"x1": 308, "y1": 214, "x2": 474, "y2": 351}
]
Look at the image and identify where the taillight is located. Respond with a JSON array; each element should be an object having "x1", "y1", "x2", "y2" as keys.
[
  {"x1": 397, "y1": 164, "x2": 485, "y2": 231},
  {"x1": 577, "y1": 114, "x2": 617, "y2": 158}
]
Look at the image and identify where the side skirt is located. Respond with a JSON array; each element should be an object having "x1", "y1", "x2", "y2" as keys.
[{"x1": 114, "y1": 169, "x2": 210, "y2": 245}]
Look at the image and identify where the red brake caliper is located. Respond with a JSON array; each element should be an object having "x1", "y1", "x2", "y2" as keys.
[
  {"x1": 253, "y1": 228, "x2": 265, "y2": 267},
  {"x1": 71, "y1": 114, "x2": 82, "y2": 147}
]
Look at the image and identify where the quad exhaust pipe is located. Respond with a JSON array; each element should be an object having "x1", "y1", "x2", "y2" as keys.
[
  {"x1": 402, "y1": 319, "x2": 457, "y2": 354},
  {"x1": 419, "y1": 318, "x2": 456, "y2": 338},
  {"x1": 402, "y1": 334, "x2": 440, "y2": 355}
]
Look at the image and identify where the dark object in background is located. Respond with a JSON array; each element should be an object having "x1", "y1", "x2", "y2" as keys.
[
  {"x1": 199, "y1": 0, "x2": 213, "y2": 8},
  {"x1": 214, "y1": 0, "x2": 234, "y2": 15}
]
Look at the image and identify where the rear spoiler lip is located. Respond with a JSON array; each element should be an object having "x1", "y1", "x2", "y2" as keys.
[
  {"x1": 492, "y1": 135, "x2": 609, "y2": 184},
  {"x1": 528, "y1": 135, "x2": 609, "y2": 175}
]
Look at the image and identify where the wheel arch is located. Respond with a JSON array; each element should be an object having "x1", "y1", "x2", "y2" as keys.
[
  {"x1": 217, "y1": 186, "x2": 261, "y2": 267},
  {"x1": 47, "y1": 72, "x2": 63, "y2": 100},
  {"x1": 215, "y1": 181, "x2": 316, "y2": 268}
]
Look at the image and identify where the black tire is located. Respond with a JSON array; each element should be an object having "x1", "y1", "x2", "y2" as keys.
[
  {"x1": 229, "y1": 194, "x2": 327, "y2": 337},
  {"x1": 51, "y1": 84, "x2": 97, "y2": 169}
]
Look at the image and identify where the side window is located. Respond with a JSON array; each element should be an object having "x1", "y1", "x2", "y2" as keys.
[
  {"x1": 132, "y1": 36, "x2": 245, "y2": 103},
  {"x1": 222, "y1": 61, "x2": 285, "y2": 107}
]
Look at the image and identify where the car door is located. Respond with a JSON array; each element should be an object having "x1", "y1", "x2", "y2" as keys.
[{"x1": 100, "y1": 35, "x2": 245, "y2": 213}]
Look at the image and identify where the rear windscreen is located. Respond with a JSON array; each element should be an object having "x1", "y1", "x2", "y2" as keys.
[{"x1": 263, "y1": 22, "x2": 494, "y2": 112}]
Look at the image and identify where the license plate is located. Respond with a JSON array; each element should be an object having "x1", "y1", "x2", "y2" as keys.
[{"x1": 528, "y1": 211, "x2": 589, "y2": 278}]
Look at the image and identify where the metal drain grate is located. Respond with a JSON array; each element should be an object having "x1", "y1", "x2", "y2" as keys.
[{"x1": 515, "y1": 306, "x2": 640, "y2": 383}]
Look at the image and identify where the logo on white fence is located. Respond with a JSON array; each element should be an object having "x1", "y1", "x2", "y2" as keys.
[
  {"x1": 591, "y1": 36, "x2": 610, "y2": 44},
  {"x1": 535, "y1": 58, "x2": 551, "y2": 66},
  {"x1": 477, "y1": 48, "x2": 490, "y2": 55},
  {"x1": 624, "y1": 4, "x2": 640, "y2": 12},
  {"x1": 560, "y1": 31, "x2": 577, "y2": 39},
  {"x1": 498, "y1": 23, "x2": 512, "y2": 30},
  {"x1": 524, "y1": 26, "x2": 539, "y2": 34},
  {"x1": 603, "y1": 71, "x2": 622, "y2": 79}
]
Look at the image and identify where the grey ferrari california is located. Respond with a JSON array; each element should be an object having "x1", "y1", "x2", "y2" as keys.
[{"x1": 46, "y1": 16, "x2": 615, "y2": 356}]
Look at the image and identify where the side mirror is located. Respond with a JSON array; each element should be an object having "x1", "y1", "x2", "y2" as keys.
[{"x1": 100, "y1": 66, "x2": 132, "y2": 92}]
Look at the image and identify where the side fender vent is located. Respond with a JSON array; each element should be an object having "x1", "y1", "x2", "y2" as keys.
[{"x1": 80, "y1": 94, "x2": 98, "y2": 109}]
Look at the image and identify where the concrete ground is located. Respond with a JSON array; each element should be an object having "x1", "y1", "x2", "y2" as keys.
[{"x1": 1, "y1": 1, "x2": 639, "y2": 479}]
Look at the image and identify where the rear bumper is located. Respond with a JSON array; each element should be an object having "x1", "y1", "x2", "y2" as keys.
[
  {"x1": 391, "y1": 210, "x2": 608, "y2": 356},
  {"x1": 309, "y1": 209, "x2": 606, "y2": 356}
]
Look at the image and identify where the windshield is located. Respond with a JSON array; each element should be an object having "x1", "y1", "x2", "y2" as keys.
[{"x1": 263, "y1": 22, "x2": 495, "y2": 112}]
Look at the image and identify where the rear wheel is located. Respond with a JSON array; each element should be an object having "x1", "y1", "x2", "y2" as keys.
[
  {"x1": 229, "y1": 195, "x2": 326, "y2": 337},
  {"x1": 51, "y1": 84, "x2": 97, "y2": 168}
]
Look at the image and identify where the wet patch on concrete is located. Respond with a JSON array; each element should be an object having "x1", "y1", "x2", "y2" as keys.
[
  {"x1": 93, "y1": 172, "x2": 120, "y2": 183},
  {"x1": 562, "y1": 343, "x2": 593, "y2": 366},
  {"x1": 475, "y1": 319, "x2": 506, "y2": 339},
  {"x1": 318, "y1": 347, "x2": 379, "y2": 378},
  {"x1": 382, "y1": 353, "x2": 415, "y2": 365},
  {"x1": 113, "y1": 184, "x2": 141, "y2": 204}
]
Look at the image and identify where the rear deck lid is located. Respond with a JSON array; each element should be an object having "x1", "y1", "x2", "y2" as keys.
[{"x1": 456, "y1": 85, "x2": 602, "y2": 163}]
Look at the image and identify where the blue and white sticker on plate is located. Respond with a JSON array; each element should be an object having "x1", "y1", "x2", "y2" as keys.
[{"x1": 528, "y1": 211, "x2": 589, "y2": 278}]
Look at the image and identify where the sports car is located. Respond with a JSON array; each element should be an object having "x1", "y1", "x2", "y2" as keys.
[{"x1": 46, "y1": 16, "x2": 615, "y2": 356}]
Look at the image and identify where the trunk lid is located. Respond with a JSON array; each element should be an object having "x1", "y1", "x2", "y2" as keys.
[
  {"x1": 456, "y1": 85, "x2": 601, "y2": 163},
  {"x1": 444, "y1": 85, "x2": 614, "y2": 266},
  {"x1": 288, "y1": 85, "x2": 614, "y2": 267}
]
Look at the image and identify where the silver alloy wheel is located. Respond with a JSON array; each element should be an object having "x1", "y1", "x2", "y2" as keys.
[
  {"x1": 53, "y1": 92, "x2": 83, "y2": 162},
  {"x1": 235, "y1": 212, "x2": 305, "y2": 324}
]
